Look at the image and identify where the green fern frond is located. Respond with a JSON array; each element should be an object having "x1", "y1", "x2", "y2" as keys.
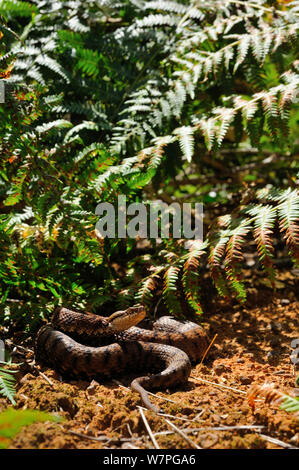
[
  {"x1": 36, "y1": 119, "x2": 72, "y2": 134},
  {"x1": 136, "y1": 276, "x2": 157, "y2": 307},
  {"x1": 277, "y1": 189, "x2": 299, "y2": 263},
  {"x1": 248, "y1": 204, "x2": 277, "y2": 284},
  {"x1": 173, "y1": 126, "x2": 195, "y2": 163},
  {"x1": 224, "y1": 221, "x2": 251, "y2": 302},
  {"x1": 208, "y1": 228, "x2": 231, "y2": 299},
  {"x1": 0, "y1": 367, "x2": 16, "y2": 405},
  {"x1": 163, "y1": 266, "x2": 181, "y2": 315},
  {"x1": 35, "y1": 55, "x2": 70, "y2": 82},
  {"x1": 0, "y1": 0, "x2": 37, "y2": 18},
  {"x1": 181, "y1": 241, "x2": 207, "y2": 316},
  {"x1": 280, "y1": 395, "x2": 299, "y2": 415}
]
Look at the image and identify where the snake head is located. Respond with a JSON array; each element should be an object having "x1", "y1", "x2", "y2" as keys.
[{"x1": 107, "y1": 304, "x2": 146, "y2": 332}]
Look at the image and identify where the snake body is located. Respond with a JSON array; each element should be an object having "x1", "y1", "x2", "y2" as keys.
[{"x1": 35, "y1": 305, "x2": 209, "y2": 412}]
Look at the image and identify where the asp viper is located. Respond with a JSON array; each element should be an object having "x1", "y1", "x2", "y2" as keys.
[{"x1": 35, "y1": 305, "x2": 209, "y2": 412}]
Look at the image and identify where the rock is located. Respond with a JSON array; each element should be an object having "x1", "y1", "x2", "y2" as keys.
[
  {"x1": 289, "y1": 434, "x2": 299, "y2": 446},
  {"x1": 198, "y1": 433, "x2": 218, "y2": 448},
  {"x1": 121, "y1": 442, "x2": 140, "y2": 449},
  {"x1": 239, "y1": 375, "x2": 252, "y2": 385},
  {"x1": 87, "y1": 380, "x2": 100, "y2": 395},
  {"x1": 270, "y1": 322, "x2": 283, "y2": 334},
  {"x1": 266, "y1": 350, "x2": 279, "y2": 365},
  {"x1": 214, "y1": 363, "x2": 231, "y2": 375}
]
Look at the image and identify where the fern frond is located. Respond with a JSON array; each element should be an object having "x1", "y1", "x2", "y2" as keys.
[
  {"x1": 181, "y1": 241, "x2": 207, "y2": 316},
  {"x1": 36, "y1": 119, "x2": 72, "y2": 134},
  {"x1": 163, "y1": 266, "x2": 181, "y2": 315},
  {"x1": 277, "y1": 189, "x2": 299, "y2": 263},
  {"x1": 35, "y1": 55, "x2": 70, "y2": 82},
  {"x1": 247, "y1": 205, "x2": 277, "y2": 284},
  {"x1": 209, "y1": 230, "x2": 231, "y2": 299},
  {"x1": 224, "y1": 221, "x2": 251, "y2": 302},
  {"x1": 0, "y1": 367, "x2": 16, "y2": 405},
  {"x1": 136, "y1": 276, "x2": 157, "y2": 307},
  {"x1": 247, "y1": 382, "x2": 299, "y2": 418},
  {"x1": 0, "y1": 0, "x2": 37, "y2": 18},
  {"x1": 173, "y1": 126, "x2": 195, "y2": 163}
]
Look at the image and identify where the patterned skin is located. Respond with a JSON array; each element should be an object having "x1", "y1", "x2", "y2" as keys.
[{"x1": 35, "y1": 305, "x2": 208, "y2": 412}]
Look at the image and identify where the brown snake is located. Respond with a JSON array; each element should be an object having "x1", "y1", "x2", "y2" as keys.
[{"x1": 35, "y1": 305, "x2": 209, "y2": 412}]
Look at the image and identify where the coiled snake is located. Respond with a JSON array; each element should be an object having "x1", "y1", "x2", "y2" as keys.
[{"x1": 35, "y1": 305, "x2": 209, "y2": 413}]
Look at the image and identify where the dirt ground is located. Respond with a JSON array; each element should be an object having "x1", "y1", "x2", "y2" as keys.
[{"x1": 1, "y1": 275, "x2": 298, "y2": 449}]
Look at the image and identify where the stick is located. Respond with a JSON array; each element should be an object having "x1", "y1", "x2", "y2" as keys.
[
  {"x1": 154, "y1": 425, "x2": 265, "y2": 436},
  {"x1": 190, "y1": 376, "x2": 247, "y2": 394},
  {"x1": 68, "y1": 431, "x2": 109, "y2": 442},
  {"x1": 158, "y1": 412, "x2": 204, "y2": 423},
  {"x1": 31, "y1": 364, "x2": 54, "y2": 387},
  {"x1": 163, "y1": 418, "x2": 201, "y2": 449},
  {"x1": 138, "y1": 406, "x2": 160, "y2": 449},
  {"x1": 258, "y1": 433, "x2": 299, "y2": 449},
  {"x1": 199, "y1": 333, "x2": 218, "y2": 367}
]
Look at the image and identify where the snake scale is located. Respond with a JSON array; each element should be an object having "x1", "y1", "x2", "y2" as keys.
[{"x1": 35, "y1": 305, "x2": 209, "y2": 412}]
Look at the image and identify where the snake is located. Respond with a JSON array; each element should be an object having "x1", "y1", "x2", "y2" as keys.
[{"x1": 34, "y1": 305, "x2": 209, "y2": 413}]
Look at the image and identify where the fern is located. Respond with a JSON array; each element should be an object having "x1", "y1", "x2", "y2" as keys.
[
  {"x1": 0, "y1": 0, "x2": 37, "y2": 18},
  {"x1": 247, "y1": 204, "x2": 277, "y2": 285},
  {"x1": 136, "y1": 276, "x2": 157, "y2": 307},
  {"x1": 276, "y1": 188, "x2": 299, "y2": 263},
  {"x1": 0, "y1": 0, "x2": 298, "y2": 326},
  {"x1": 0, "y1": 366, "x2": 16, "y2": 405},
  {"x1": 181, "y1": 241, "x2": 207, "y2": 316},
  {"x1": 247, "y1": 382, "x2": 299, "y2": 419},
  {"x1": 134, "y1": 187, "x2": 298, "y2": 316},
  {"x1": 163, "y1": 266, "x2": 181, "y2": 316},
  {"x1": 224, "y1": 221, "x2": 251, "y2": 302}
]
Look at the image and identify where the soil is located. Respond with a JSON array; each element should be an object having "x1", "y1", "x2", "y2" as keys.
[{"x1": 1, "y1": 278, "x2": 298, "y2": 449}]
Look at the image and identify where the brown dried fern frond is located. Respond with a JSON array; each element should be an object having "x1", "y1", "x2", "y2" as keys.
[{"x1": 247, "y1": 382, "x2": 299, "y2": 418}]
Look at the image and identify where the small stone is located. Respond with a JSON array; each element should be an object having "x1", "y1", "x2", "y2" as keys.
[
  {"x1": 290, "y1": 434, "x2": 299, "y2": 446},
  {"x1": 198, "y1": 433, "x2": 218, "y2": 448},
  {"x1": 239, "y1": 375, "x2": 252, "y2": 385},
  {"x1": 121, "y1": 442, "x2": 140, "y2": 449},
  {"x1": 87, "y1": 379, "x2": 99, "y2": 394},
  {"x1": 214, "y1": 363, "x2": 230, "y2": 375},
  {"x1": 280, "y1": 299, "x2": 290, "y2": 305},
  {"x1": 270, "y1": 322, "x2": 283, "y2": 334},
  {"x1": 266, "y1": 350, "x2": 279, "y2": 365}
]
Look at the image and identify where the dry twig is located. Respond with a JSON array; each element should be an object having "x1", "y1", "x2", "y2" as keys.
[
  {"x1": 163, "y1": 418, "x2": 201, "y2": 449},
  {"x1": 190, "y1": 376, "x2": 247, "y2": 395},
  {"x1": 258, "y1": 433, "x2": 298, "y2": 449},
  {"x1": 138, "y1": 406, "x2": 160, "y2": 449}
]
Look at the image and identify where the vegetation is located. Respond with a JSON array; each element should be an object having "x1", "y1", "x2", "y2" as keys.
[
  {"x1": 0, "y1": 366, "x2": 16, "y2": 404},
  {"x1": 0, "y1": 408, "x2": 62, "y2": 448},
  {"x1": 0, "y1": 0, "x2": 298, "y2": 330},
  {"x1": 248, "y1": 381, "x2": 299, "y2": 417}
]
